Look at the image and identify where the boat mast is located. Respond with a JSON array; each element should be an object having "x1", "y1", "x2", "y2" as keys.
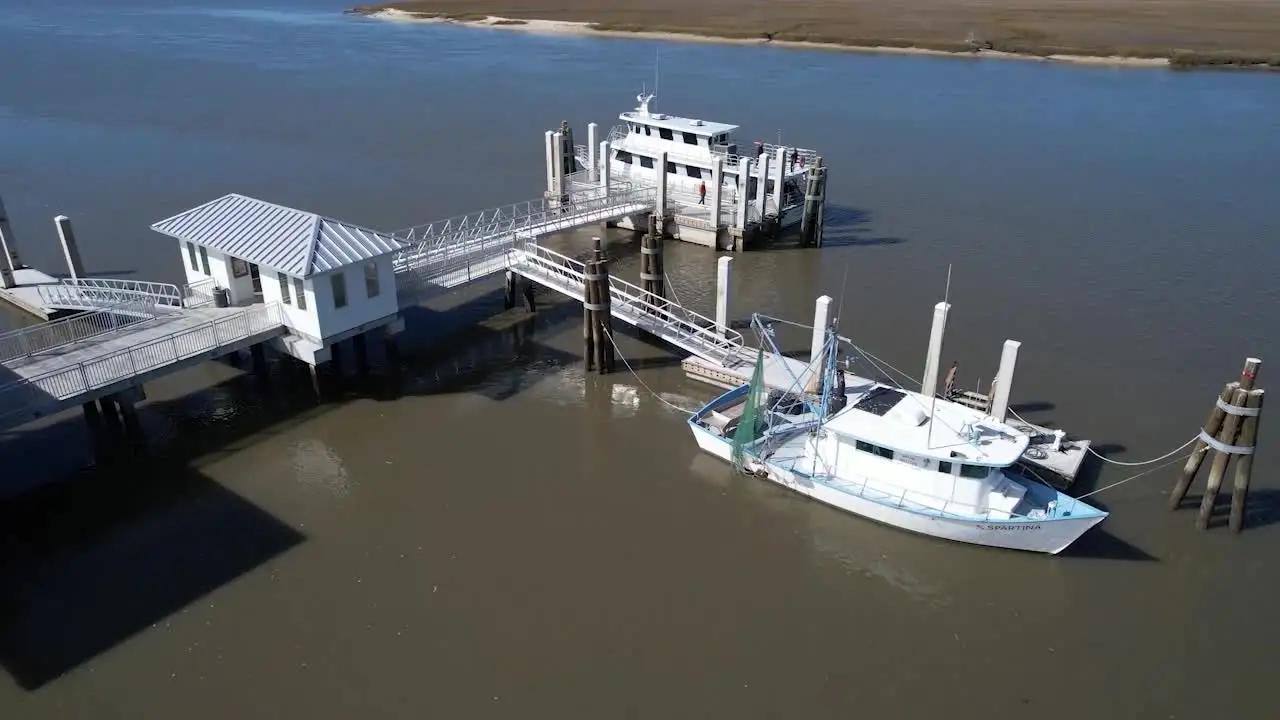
[{"x1": 927, "y1": 264, "x2": 953, "y2": 450}]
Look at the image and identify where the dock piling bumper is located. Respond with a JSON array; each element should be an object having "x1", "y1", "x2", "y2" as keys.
[
  {"x1": 715, "y1": 256, "x2": 732, "y2": 339},
  {"x1": 54, "y1": 215, "x2": 85, "y2": 281},
  {"x1": 988, "y1": 340, "x2": 1021, "y2": 422},
  {"x1": 921, "y1": 302, "x2": 951, "y2": 399}
]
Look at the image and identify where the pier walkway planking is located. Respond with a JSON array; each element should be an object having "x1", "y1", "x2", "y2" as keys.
[{"x1": 0, "y1": 303, "x2": 286, "y2": 430}]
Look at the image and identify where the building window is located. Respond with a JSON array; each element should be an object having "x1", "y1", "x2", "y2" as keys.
[
  {"x1": 959, "y1": 464, "x2": 989, "y2": 479},
  {"x1": 686, "y1": 166, "x2": 702, "y2": 179},
  {"x1": 278, "y1": 272, "x2": 291, "y2": 304},
  {"x1": 294, "y1": 277, "x2": 306, "y2": 310},
  {"x1": 682, "y1": 132, "x2": 699, "y2": 145},
  {"x1": 186, "y1": 242, "x2": 199, "y2": 271},
  {"x1": 616, "y1": 150, "x2": 632, "y2": 164},
  {"x1": 364, "y1": 262, "x2": 380, "y2": 298},
  {"x1": 198, "y1": 246, "x2": 210, "y2": 275},
  {"x1": 639, "y1": 156, "x2": 653, "y2": 169},
  {"x1": 331, "y1": 272, "x2": 347, "y2": 309},
  {"x1": 658, "y1": 128, "x2": 673, "y2": 141}
]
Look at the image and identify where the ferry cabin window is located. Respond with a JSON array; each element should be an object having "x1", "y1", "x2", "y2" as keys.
[
  {"x1": 667, "y1": 161, "x2": 677, "y2": 174},
  {"x1": 959, "y1": 464, "x2": 989, "y2": 479},
  {"x1": 938, "y1": 461, "x2": 953, "y2": 474},
  {"x1": 278, "y1": 272, "x2": 291, "y2": 305},
  {"x1": 294, "y1": 277, "x2": 307, "y2": 310},
  {"x1": 639, "y1": 156, "x2": 654, "y2": 169},
  {"x1": 616, "y1": 150, "x2": 633, "y2": 164},
  {"x1": 186, "y1": 242, "x2": 199, "y2": 272},
  {"x1": 331, "y1": 271, "x2": 348, "y2": 309},
  {"x1": 686, "y1": 166, "x2": 702, "y2": 179},
  {"x1": 682, "y1": 132, "x2": 699, "y2": 145},
  {"x1": 658, "y1": 128, "x2": 674, "y2": 141},
  {"x1": 645, "y1": 126, "x2": 652, "y2": 136}
]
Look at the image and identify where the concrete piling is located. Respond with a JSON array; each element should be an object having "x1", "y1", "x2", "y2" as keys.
[
  {"x1": 715, "y1": 256, "x2": 732, "y2": 339},
  {"x1": 0, "y1": 191, "x2": 21, "y2": 276},
  {"x1": 54, "y1": 215, "x2": 86, "y2": 281}
]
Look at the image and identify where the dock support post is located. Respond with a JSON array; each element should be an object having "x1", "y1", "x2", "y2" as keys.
[
  {"x1": 118, "y1": 395, "x2": 143, "y2": 452},
  {"x1": 921, "y1": 302, "x2": 951, "y2": 399},
  {"x1": 988, "y1": 340, "x2": 1021, "y2": 422},
  {"x1": 755, "y1": 152, "x2": 770, "y2": 222},
  {"x1": 383, "y1": 326, "x2": 401, "y2": 375},
  {"x1": 54, "y1": 215, "x2": 85, "y2": 281},
  {"x1": 587, "y1": 123, "x2": 598, "y2": 182},
  {"x1": 504, "y1": 269, "x2": 516, "y2": 310},
  {"x1": 226, "y1": 349, "x2": 243, "y2": 368},
  {"x1": 1197, "y1": 385, "x2": 1250, "y2": 530},
  {"x1": 715, "y1": 256, "x2": 732, "y2": 339},
  {"x1": 584, "y1": 237, "x2": 615, "y2": 374},
  {"x1": 655, "y1": 151, "x2": 668, "y2": 221},
  {"x1": 544, "y1": 130, "x2": 557, "y2": 198},
  {"x1": 773, "y1": 147, "x2": 786, "y2": 217},
  {"x1": 0, "y1": 191, "x2": 20, "y2": 276},
  {"x1": 710, "y1": 157, "x2": 724, "y2": 231},
  {"x1": 250, "y1": 342, "x2": 268, "y2": 378},
  {"x1": 736, "y1": 159, "x2": 751, "y2": 233},
  {"x1": 1228, "y1": 389, "x2": 1265, "y2": 532},
  {"x1": 599, "y1": 141, "x2": 611, "y2": 195},
  {"x1": 582, "y1": 264, "x2": 595, "y2": 372},
  {"x1": 814, "y1": 157, "x2": 827, "y2": 248},
  {"x1": 1170, "y1": 358, "x2": 1261, "y2": 509},
  {"x1": 353, "y1": 333, "x2": 369, "y2": 377},
  {"x1": 800, "y1": 157, "x2": 827, "y2": 247},
  {"x1": 99, "y1": 395, "x2": 121, "y2": 434},
  {"x1": 551, "y1": 131, "x2": 566, "y2": 208},
  {"x1": 810, "y1": 295, "x2": 832, "y2": 366}
]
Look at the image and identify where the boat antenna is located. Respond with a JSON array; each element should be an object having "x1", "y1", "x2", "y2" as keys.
[
  {"x1": 927, "y1": 263, "x2": 953, "y2": 450},
  {"x1": 653, "y1": 47, "x2": 660, "y2": 110}
]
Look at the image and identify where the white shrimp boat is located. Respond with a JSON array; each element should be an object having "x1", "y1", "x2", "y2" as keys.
[{"x1": 688, "y1": 316, "x2": 1108, "y2": 554}]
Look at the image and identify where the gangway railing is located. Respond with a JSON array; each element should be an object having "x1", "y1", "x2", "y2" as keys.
[
  {"x1": 0, "y1": 302, "x2": 286, "y2": 427},
  {"x1": 182, "y1": 277, "x2": 218, "y2": 308},
  {"x1": 506, "y1": 242, "x2": 748, "y2": 366},
  {"x1": 37, "y1": 278, "x2": 184, "y2": 312},
  {"x1": 0, "y1": 303, "x2": 159, "y2": 364}
]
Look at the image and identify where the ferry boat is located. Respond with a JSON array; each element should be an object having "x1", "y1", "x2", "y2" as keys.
[
  {"x1": 600, "y1": 93, "x2": 817, "y2": 236},
  {"x1": 688, "y1": 317, "x2": 1108, "y2": 555}
]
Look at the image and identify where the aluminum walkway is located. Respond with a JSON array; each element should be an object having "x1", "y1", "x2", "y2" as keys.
[
  {"x1": 392, "y1": 182, "x2": 654, "y2": 303},
  {"x1": 505, "y1": 241, "x2": 753, "y2": 368}
]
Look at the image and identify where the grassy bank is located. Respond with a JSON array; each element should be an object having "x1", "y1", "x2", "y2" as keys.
[{"x1": 349, "y1": 0, "x2": 1280, "y2": 70}]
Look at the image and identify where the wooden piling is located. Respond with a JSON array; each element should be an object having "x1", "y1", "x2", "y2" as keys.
[
  {"x1": 592, "y1": 238, "x2": 615, "y2": 374},
  {"x1": 1169, "y1": 357, "x2": 1261, "y2": 509},
  {"x1": 1197, "y1": 386, "x2": 1249, "y2": 530},
  {"x1": 582, "y1": 261, "x2": 596, "y2": 372},
  {"x1": 1229, "y1": 389, "x2": 1264, "y2": 533},
  {"x1": 800, "y1": 157, "x2": 824, "y2": 248}
]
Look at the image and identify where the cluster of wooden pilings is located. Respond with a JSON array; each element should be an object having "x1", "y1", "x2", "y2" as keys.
[
  {"x1": 799, "y1": 156, "x2": 826, "y2": 248},
  {"x1": 582, "y1": 237, "x2": 616, "y2": 374},
  {"x1": 639, "y1": 213, "x2": 667, "y2": 313},
  {"x1": 1169, "y1": 357, "x2": 1266, "y2": 532}
]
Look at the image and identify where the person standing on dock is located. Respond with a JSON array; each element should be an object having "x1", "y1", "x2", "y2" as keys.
[
  {"x1": 698, "y1": 180, "x2": 707, "y2": 205},
  {"x1": 790, "y1": 148, "x2": 798, "y2": 171},
  {"x1": 755, "y1": 141, "x2": 764, "y2": 158}
]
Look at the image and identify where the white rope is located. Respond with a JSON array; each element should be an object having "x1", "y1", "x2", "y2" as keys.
[
  {"x1": 600, "y1": 327, "x2": 699, "y2": 415},
  {"x1": 1007, "y1": 406, "x2": 1200, "y2": 467},
  {"x1": 1074, "y1": 454, "x2": 1190, "y2": 500}
]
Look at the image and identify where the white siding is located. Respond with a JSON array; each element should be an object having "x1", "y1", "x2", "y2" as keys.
[{"x1": 310, "y1": 256, "x2": 398, "y2": 341}]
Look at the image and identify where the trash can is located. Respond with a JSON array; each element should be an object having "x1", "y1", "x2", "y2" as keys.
[{"x1": 214, "y1": 287, "x2": 230, "y2": 308}]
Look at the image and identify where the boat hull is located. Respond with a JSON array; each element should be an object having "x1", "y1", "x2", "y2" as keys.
[{"x1": 690, "y1": 426, "x2": 1103, "y2": 555}]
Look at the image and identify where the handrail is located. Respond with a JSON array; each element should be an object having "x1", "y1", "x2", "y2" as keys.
[
  {"x1": 0, "y1": 305, "x2": 157, "y2": 364},
  {"x1": 183, "y1": 277, "x2": 217, "y2": 308},
  {"x1": 0, "y1": 302, "x2": 286, "y2": 426},
  {"x1": 38, "y1": 278, "x2": 184, "y2": 311},
  {"x1": 508, "y1": 242, "x2": 747, "y2": 365},
  {"x1": 808, "y1": 470, "x2": 1089, "y2": 523},
  {"x1": 391, "y1": 182, "x2": 652, "y2": 252}
]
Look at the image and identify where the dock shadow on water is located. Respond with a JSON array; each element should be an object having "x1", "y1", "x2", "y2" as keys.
[
  {"x1": 813, "y1": 205, "x2": 905, "y2": 248},
  {"x1": 0, "y1": 372, "x2": 315, "y2": 691}
]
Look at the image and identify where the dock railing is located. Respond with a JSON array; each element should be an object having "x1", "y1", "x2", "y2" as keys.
[
  {"x1": 0, "y1": 304, "x2": 159, "y2": 364},
  {"x1": 37, "y1": 278, "x2": 184, "y2": 312},
  {"x1": 0, "y1": 302, "x2": 285, "y2": 426},
  {"x1": 182, "y1": 277, "x2": 217, "y2": 308}
]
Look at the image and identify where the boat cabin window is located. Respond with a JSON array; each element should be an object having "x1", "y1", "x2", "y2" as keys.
[
  {"x1": 682, "y1": 132, "x2": 699, "y2": 145},
  {"x1": 854, "y1": 440, "x2": 894, "y2": 460},
  {"x1": 686, "y1": 166, "x2": 702, "y2": 179},
  {"x1": 639, "y1": 156, "x2": 654, "y2": 169},
  {"x1": 616, "y1": 150, "x2": 633, "y2": 164},
  {"x1": 667, "y1": 161, "x2": 677, "y2": 174},
  {"x1": 959, "y1": 464, "x2": 989, "y2": 479},
  {"x1": 658, "y1": 128, "x2": 674, "y2": 141},
  {"x1": 937, "y1": 461, "x2": 953, "y2": 474}
]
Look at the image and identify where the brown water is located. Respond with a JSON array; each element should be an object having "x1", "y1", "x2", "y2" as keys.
[{"x1": 2, "y1": 1, "x2": 1279, "y2": 717}]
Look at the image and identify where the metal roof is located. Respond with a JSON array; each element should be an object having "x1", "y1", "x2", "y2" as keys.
[{"x1": 150, "y1": 194, "x2": 407, "y2": 279}]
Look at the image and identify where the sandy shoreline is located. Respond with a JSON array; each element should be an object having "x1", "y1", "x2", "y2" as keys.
[{"x1": 352, "y1": 8, "x2": 1280, "y2": 71}]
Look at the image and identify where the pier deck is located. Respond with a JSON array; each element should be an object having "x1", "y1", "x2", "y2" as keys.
[
  {"x1": 0, "y1": 303, "x2": 286, "y2": 430},
  {"x1": 0, "y1": 268, "x2": 63, "y2": 319}
]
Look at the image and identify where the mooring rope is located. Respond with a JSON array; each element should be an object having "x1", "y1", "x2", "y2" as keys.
[{"x1": 1006, "y1": 406, "x2": 1200, "y2": 467}]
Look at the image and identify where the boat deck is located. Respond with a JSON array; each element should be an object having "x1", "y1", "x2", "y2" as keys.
[{"x1": 683, "y1": 352, "x2": 1092, "y2": 489}]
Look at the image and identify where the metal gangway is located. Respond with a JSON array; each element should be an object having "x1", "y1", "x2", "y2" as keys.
[
  {"x1": 504, "y1": 241, "x2": 752, "y2": 368},
  {"x1": 0, "y1": 277, "x2": 287, "y2": 430},
  {"x1": 392, "y1": 180, "x2": 654, "y2": 302}
]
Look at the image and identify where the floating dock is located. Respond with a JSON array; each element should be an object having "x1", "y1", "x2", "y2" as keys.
[{"x1": 0, "y1": 267, "x2": 63, "y2": 320}]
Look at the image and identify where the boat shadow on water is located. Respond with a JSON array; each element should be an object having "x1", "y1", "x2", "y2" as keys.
[{"x1": 808, "y1": 205, "x2": 906, "y2": 249}]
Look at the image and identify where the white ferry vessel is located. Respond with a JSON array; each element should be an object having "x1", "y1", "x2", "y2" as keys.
[{"x1": 689, "y1": 317, "x2": 1108, "y2": 555}]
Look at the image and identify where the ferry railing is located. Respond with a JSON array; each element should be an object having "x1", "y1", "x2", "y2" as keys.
[
  {"x1": 508, "y1": 242, "x2": 747, "y2": 365},
  {"x1": 0, "y1": 303, "x2": 159, "y2": 364},
  {"x1": 391, "y1": 183, "x2": 655, "y2": 269},
  {"x1": 0, "y1": 302, "x2": 285, "y2": 427}
]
